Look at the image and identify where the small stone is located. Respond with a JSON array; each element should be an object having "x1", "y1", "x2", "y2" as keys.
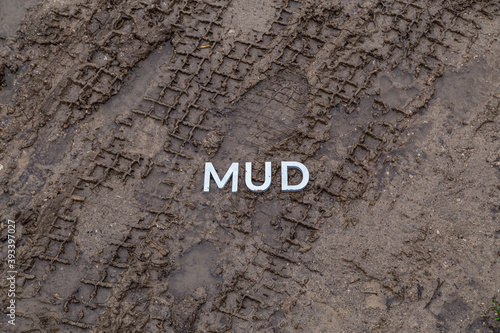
[{"x1": 72, "y1": 195, "x2": 86, "y2": 202}]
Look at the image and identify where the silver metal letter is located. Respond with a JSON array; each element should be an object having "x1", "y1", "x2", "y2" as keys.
[
  {"x1": 245, "y1": 162, "x2": 272, "y2": 192},
  {"x1": 204, "y1": 162, "x2": 239, "y2": 192},
  {"x1": 281, "y1": 161, "x2": 309, "y2": 192}
]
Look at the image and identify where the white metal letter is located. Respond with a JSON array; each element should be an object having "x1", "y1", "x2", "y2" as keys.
[
  {"x1": 245, "y1": 162, "x2": 272, "y2": 192},
  {"x1": 281, "y1": 161, "x2": 309, "y2": 192},
  {"x1": 204, "y1": 162, "x2": 239, "y2": 192}
]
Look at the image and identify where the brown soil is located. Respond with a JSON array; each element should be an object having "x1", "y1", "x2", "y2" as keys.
[{"x1": 1, "y1": 0, "x2": 499, "y2": 332}]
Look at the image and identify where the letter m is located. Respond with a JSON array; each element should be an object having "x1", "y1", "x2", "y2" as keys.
[{"x1": 204, "y1": 162, "x2": 239, "y2": 193}]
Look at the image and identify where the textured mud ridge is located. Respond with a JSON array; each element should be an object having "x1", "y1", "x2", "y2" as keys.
[{"x1": 1, "y1": 0, "x2": 500, "y2": 332}]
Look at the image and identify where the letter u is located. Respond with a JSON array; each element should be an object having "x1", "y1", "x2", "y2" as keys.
[{"x1": 245, "y1": 162, "x2": 271, "y2": 192}]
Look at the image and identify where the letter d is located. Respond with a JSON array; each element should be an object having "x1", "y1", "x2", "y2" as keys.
[{"x1": 281, "y1": 161, "x2": 309, "y2": 192}]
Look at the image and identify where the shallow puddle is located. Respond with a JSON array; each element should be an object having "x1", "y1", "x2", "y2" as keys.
[
  {"x1": 168, "y1": 242, "x2": 221, "y2": 297},
  {"x1": 0, "y1": 0, "x2": 39, "y2": 37}
]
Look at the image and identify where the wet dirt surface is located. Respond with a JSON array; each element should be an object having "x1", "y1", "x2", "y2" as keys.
[{"x1": 0, "y1": 0, "x2": 499, "y2": 332}]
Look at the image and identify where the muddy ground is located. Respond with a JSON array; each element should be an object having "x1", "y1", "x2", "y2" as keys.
[{"x1": 0, "y1": 0, "x2": 499, "y2": 332}]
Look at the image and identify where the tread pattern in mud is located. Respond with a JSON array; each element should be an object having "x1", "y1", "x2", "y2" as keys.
[{"x1": 1, "y1": 0, "x2": 498, "y2": 331}]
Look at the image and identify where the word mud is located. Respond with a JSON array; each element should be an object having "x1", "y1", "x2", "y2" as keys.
[{"x1": 204, "y1": 161, "x2": 310, "y2": 193}]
